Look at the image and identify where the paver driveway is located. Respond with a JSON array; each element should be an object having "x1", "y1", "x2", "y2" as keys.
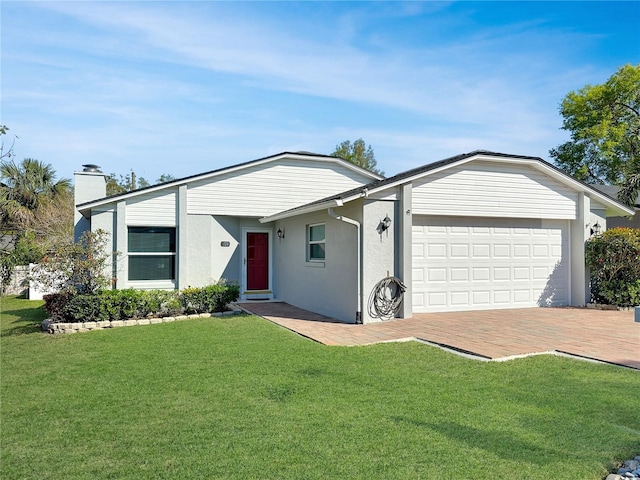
[{"x1": 238, "y1": 302, "x2": 640, "y2": 369}]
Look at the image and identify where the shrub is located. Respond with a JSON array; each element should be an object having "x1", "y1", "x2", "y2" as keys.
[
  {"x1": 99, "y1": 289, "x2": 143, "y2": 321},
  {"x1": 143, "y1": 290, "x2": 182, "y2": 318},
  {"x1": 585, "y1": 227, "x2": 640, "y2": 306},
  {"x1": 181, "y1": 281, "x2": 240, "y2": 314},
  {"x1": 44, "y1": 282, "x2": 240, "y2": 323},
  {"x1": 65, "y1": 294, "x2": 105, "y2": 322},
  {"x1": 42, "y1": 292, "x2": 74, "y2": 321}
]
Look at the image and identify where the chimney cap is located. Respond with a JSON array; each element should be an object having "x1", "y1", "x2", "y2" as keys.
[{"x1": 82, "y1": 164, "x2": 102, "y2": 173}]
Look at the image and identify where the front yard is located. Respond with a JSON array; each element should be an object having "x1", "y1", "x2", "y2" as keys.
[{"x1": 1, "y1": 296, "x2": 638, "y2": 479}]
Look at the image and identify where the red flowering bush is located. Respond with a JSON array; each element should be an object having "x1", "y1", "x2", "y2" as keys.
[{"x1": 585, "y1": 227, "x2": 640, "y2": 306}]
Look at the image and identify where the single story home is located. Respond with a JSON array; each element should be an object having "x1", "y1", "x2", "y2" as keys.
[{"x1": 74, "y1": 150, "x2": 634, "y2": 324}]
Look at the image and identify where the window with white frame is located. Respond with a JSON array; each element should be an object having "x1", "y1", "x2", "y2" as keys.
[
  {"x1": 128, "y1": 227, "x2": 176, "y2": 281},
  {"x1": 307, "y1": 223, "x2": 325, "y2": 261}
]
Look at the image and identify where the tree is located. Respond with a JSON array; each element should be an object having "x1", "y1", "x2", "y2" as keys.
[
  {"x1": 0, "y1": 158, "x2": 72, "y2": 229},
  {"x1": 331, "y1": 138, "x2": 383, "y2": 176},
  {"x1": 106, "y1": 172, "x2": 175, "y2": 195},
  {"x1": 550, "y1": 64, "x2": 640, "y2": 206},
  {"x1": 30, "y1": 229, "x2": 111, "y2": 296},
  {"x1": 155, "y1": 173, "x2": 176, "y2": 184},
  {"x1": 0, "y1": 125, "x2": 16, "y2": 161},
  {"x1": 106, "y1": 172, "x2": 135, "y2": 195},
  {"x1": 0, "y1": 158, "x2": 73, "y2": 291}
]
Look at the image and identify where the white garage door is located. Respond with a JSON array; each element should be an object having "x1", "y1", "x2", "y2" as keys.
[{"x1": 412, "y1": 216, "x2": 569, "y2": 313}]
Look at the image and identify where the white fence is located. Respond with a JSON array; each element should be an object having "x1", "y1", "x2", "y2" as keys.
[{"x1": 2, "y1": 264, "x2": 54, "y2": 299}]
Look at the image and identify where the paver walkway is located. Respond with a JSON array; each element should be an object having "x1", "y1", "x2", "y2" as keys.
[{"x1": 238, "y1": 302, "x2": 640, "y2": 369}]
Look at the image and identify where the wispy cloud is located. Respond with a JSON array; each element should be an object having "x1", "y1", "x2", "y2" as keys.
[{"x1": 2, "y1": 1, "x2": 636, "y2": 180}]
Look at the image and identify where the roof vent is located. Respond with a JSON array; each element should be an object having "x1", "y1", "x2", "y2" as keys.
[{"x1": 82, "y1": 164, "x2": 102, "y2": 173}]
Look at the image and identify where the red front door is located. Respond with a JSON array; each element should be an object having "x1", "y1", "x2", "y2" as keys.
[{"x1": 247, "y1": 232, "x2": 269, "y2": 290}]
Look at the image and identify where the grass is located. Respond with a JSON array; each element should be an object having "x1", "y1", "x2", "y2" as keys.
[{"x1": 1, "y1": 295, "x2": 639, "y2": 479}]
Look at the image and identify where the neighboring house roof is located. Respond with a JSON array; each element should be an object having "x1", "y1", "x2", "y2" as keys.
[
  {"x1": 260, "y1": 150, "x2": 635, "y2": 223},
  {"x1": 77, "y1": 151, "x2": 383, "y2": 212},
  {"x1": 591, "y1": 184, "x2": 640, "y2": 208}
]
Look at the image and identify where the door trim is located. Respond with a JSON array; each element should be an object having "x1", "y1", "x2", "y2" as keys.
[{"x1": 240, "y1": 227, "x2": 273, "y2": 300}]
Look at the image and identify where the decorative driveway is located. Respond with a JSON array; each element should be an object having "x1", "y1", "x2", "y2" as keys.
[{"x1": 238, "y1": 302, "x2": 640, "y2": 370}]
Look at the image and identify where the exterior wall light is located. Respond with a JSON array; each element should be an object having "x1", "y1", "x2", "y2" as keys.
[
  {"x1": 590, "y1": 222, "x2": 601, "y2": 236},
  {"x1": 381, "y1": 215, "x2": 392, "y2": 232},
  {"x1": 277, "y1": 228, "x2": 285, "y2": 239}
]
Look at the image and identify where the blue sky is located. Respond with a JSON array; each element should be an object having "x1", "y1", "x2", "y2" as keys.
[{"x1": 2, "y1": 1, "x2": 639, "y2": 183}]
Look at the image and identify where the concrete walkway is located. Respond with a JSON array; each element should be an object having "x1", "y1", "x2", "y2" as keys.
[{"x1": 237, "y1": 302, "x2": 640, "y2": 369}]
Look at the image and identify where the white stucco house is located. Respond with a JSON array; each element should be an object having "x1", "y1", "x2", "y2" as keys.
[{"x1": 74, "y1": 150, "x2": 634, "y2": 324}]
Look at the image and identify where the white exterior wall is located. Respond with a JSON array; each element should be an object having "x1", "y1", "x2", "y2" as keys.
[
  {"x1": 91, "y1": 209, "x2": 116, "y2": 285},
  {"x1": 589, "y1": 201, "x2": 607, "y2": 232},
  {"x1": 398, "y1": 183, "x2": 413, "y2": 318},
  {"x1": 361, "y1": 199, "x2": 399, "y2": 323},
  {"x1": 570, "y1": 193, "x2": 590, "y2": 305},
  {"x1": 412, "y1": 162, "x2": 578, "y2": 219},
  {"x1": 126, "y1": 190, "x2": 177, "y2": 226},
  {"x1": 187, "y1": 159, "x2": 372, "y2": 217},
  {"x1": 181, "y1": 214, "x2": 255, "y2": 289},
  {"x1": 272, "y1": 203, "x2": 361, "y2": 323}
]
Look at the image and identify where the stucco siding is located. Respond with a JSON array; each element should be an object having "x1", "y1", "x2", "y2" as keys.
[
  {"x1": 412, "y1": 161, "x2": 578, "y2": 219},
  {"x1": 183, "y1": 215, "x2": 214, "y2": 288},
  {"x1": 272, "y1": 203, "x2": 361, "y2": 323},
  {"x1": 91, "y1": 210, "x2": 116, "y2": 284},
  {"x1": 180, "y1": 215, "x2": 245, "y2": 289},
  {"x1": 361, "y1": 200, "x2": 398, "y2": 323},
  {"x1": 126, "y1": 190, "x2": 177, "y2": 226},
  {"x1": 187, "y1": 159, "x2": 371, "y2": 217}
]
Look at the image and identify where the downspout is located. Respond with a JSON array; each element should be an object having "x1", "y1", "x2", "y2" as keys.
[{"x1": 328, "y1": 200, "x2": 363, "y2": 324}]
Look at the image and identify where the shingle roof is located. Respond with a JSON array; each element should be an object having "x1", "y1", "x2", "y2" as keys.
[{"x1": 591, "y1": 184, "x2": 640, "y2": 207}]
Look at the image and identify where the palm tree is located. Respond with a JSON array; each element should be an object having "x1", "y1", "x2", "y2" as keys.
[
  {"x1": 619, "y1": 172, "x2": 640, "y2": 208},
  {"x1": 0, "y1": 158, "x2": 71, "y2": 229}
]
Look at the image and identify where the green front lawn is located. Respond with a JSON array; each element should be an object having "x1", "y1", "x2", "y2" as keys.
[{"x1": 1, "y1": 295, "x2": 638, "y2": 479}]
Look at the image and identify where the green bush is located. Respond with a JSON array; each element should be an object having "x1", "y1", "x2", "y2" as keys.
[
  {"x1": 180, "y1": 281, "x2": 240, "y2": 314},
  {"x1": 585, "y1": 227, "x2": 640, "y2": 306},
  {"x1": 99, "y1": 289, "x2": 144, "y2": 321},
  {"x1": 42, "y1": 282, "x2": 240, "y2": 323},
  {"x1": 65, "y1": 294, "x2": 105, "y2": 322}
]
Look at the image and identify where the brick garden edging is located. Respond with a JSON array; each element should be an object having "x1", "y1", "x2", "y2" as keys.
[{"x1": 41, "y1": 306, "x2": 244, "y2": 334}]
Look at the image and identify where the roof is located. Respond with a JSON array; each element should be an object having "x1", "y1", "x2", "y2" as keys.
[
  {"x1": 77, "y1": 151, "x2": 383, "y2": 211},
  {"x1": 591, "y1": 184, "x2": 640, "y2": 208},
  {"x1": 260, "y1": 150, "x2": 636, "y2": 222}
]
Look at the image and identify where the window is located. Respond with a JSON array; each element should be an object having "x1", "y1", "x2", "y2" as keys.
[
  {"x1": 128, "y1": 227, "x2": 176, "y2": 281},
  {"x1": 307, "y1": 223, "x2": 325, "y2": 261}
]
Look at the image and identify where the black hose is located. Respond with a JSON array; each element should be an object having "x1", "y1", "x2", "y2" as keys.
[{"x1": 367, "y1": 276, "x2": 406, "y2": 320}]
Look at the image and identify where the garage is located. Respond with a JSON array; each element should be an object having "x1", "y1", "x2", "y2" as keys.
[{"x1": 412, "y1": 216, "x2": 569, "y2": 313}]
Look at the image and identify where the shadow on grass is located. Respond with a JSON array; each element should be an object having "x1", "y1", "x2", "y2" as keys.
[
  {"x1": 390, "y1": 417, "x2": 559, "y2": 465},
  {"x1": 0, "y1": 298, "x2": 47, "y2": 337}
]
